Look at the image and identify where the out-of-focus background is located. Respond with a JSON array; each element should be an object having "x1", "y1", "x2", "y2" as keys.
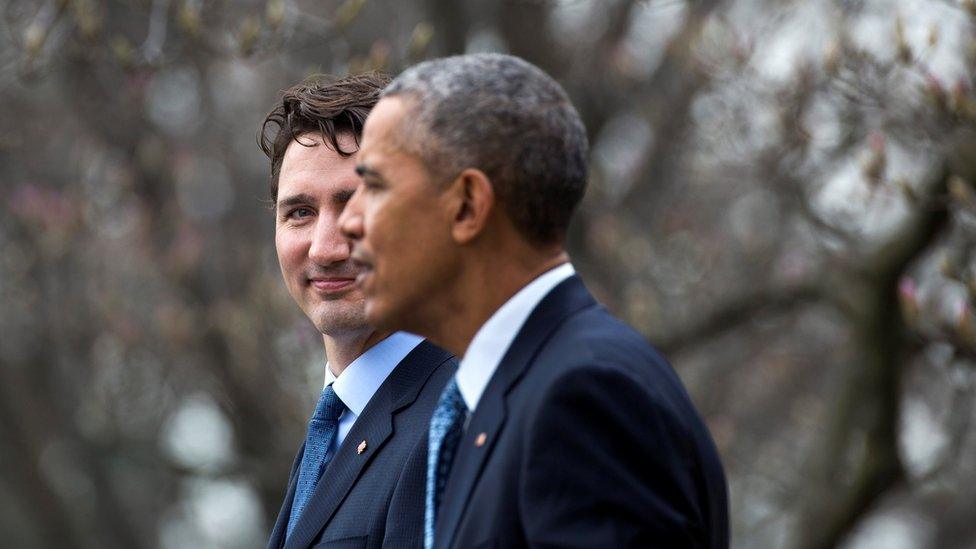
[{"x1": 1, "y1": 0, "x2": 975, "y2": 547}]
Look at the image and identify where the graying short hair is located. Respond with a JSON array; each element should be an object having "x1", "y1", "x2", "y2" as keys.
[{"x1": 383, "y1": 53, "x2": 588, "y2": 246}]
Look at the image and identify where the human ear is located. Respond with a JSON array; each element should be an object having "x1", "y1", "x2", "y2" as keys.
[{"x1": 447, "y1": 168, "x2": 494, "y2": 244}]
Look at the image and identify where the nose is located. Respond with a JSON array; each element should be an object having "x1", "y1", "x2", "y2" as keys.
[
  {"x1": 339, "y1": 186, "x2": 364, "y2": 242},
  {"x1": 308, "y1": 215, "x2": 351, "y2": 266}
]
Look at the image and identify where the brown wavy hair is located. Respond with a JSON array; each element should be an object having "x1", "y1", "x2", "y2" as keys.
[{"x1": 259, "y1": 72, "x2": 391, "y2": 202}]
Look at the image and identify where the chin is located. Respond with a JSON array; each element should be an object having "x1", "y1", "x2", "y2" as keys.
[
  {"x1": 369, "y1": 301, "x2": 426, "y2": 338},
  {"x1": 310, "y1": 307, "x2": 369, "y2": 336},
  {"x1": 364, "y1": 301, "x2": 396, "y2": 333}
]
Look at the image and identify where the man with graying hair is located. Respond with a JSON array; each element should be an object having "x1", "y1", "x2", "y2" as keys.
[{"x1": 340, "y1": 53, "x2": 729, "y2": 548}]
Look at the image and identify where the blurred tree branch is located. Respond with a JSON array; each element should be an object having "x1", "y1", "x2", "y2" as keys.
[{"x1": 657, "y1": 282, "x2": 825, "y2": 354}]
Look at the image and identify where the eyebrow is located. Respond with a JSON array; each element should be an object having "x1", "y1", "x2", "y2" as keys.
[
  {"x1": 332, "y1": 188, "x2": 355, "y2": 204},
  {"x1": 277, "y1": 193, "x2": 316, "y2": 210},
  {"x1": 355, "y1": 164, "x2": 382, "y2": 179},
  {"x1": 277, "y1": 189, "x2": 355, "y2": 211}
]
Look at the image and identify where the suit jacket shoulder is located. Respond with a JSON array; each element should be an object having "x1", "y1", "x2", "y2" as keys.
[
  {"x1": 435, "y1": 276, "x2": 729, "y2": 549},
  {"x1": 528, "y1": 305, "x2": 708, "y2": 435}
]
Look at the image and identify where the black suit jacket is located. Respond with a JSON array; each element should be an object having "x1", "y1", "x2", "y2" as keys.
[
  {"x1": 434, "y1": 276, "x2": 729, "y2": 548},
  {"x1": 268, "y1": 340, "x2": 456, "y2": 549}
]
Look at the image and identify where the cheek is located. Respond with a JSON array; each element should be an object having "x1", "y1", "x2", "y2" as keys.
[
  {"x1": 366, "y1": 203, "x2": 397, "y2": 250},
  {"x1": 276, "y1": 231, "x2": 306, "y2": 272},
  {"x1": 399, "y1": 217, "x2": 450, "y2": 277}
]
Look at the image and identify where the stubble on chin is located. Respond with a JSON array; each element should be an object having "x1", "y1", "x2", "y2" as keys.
[{"x1": 309, "y1": 302, "x2": 369, "y2": 337}]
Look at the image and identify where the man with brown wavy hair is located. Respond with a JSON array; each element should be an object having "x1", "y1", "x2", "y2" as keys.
[{"x1": 259, "y1": 73, "x2": 456, "y2": 549}]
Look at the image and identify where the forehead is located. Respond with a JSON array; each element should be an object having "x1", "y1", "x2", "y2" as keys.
[
  {"x1": 282, "y1": 131, "x2": 358, "y2": 166},
  {"x1": 360, "y1": 97, "x2": 412, "y2": 162},
  {"x1": 279, "y1": 133, "x2": 359, "y2": 190}
]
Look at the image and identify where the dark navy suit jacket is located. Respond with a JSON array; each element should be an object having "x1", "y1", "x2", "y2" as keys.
[
  {"x1": 267, "y1": 340, "x2": 456, "y2": 549},
  {"x1": 433, "y1": 276, "x2": 729, "y2": 548}
]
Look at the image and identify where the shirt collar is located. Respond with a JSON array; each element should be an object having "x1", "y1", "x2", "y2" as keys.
[
  {"x1": 455, "y1": 262, "x2": 575, "y2": 411},
  {"x1": 324, "y1": 332, "x2": 424, "y2": 416}
]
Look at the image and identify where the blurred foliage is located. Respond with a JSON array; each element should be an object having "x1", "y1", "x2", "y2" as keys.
[{"x1": 1, "y1": 0, "x2": 976, "y2": 548}]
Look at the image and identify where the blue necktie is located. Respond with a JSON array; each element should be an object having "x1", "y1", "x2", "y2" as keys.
[
  {"x1": 287, "y1": 385, "x2": 345, "y2": 539},
  {"x1": 424, "y1": 378, "x2": 467, "y2": 549}
]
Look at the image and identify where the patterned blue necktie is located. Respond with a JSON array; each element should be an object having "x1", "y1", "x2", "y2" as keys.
[
  {"x1": 424, "y1": 378, "x2": 467, "y2": 549},
  {"x1": 286, "y1": 385, "x2": 345, "y2": 539}
]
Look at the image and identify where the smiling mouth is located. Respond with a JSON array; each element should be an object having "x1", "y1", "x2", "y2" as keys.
[{"x1": 308, "y1": 277, "x2": 357, "y2": 293}]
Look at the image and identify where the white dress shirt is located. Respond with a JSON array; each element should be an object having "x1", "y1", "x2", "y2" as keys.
[
  {"x1": 455, "y1": 262, "x2": 576, "y2": 412},
  {"x1": 323, "y1": 331, "x2": 424, "y2": 451}
]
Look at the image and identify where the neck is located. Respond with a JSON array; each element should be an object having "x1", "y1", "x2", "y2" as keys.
[
  {"x1": 424, "y1": 247, "x2": 569, "y2": 358},
  {"x1": 322, "y1": 329, "x2": 392, "y2": 376}
]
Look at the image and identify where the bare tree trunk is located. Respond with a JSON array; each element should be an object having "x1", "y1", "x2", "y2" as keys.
[
  {"x1": 0, "y1": 364, "x2": 84, "y2": 549},
  {"x1": 794, "y1": 169, "x2": 951, "y2": 548},
  {"x1": 424, "y1": 0, "x2": 469, "y2": 55}
]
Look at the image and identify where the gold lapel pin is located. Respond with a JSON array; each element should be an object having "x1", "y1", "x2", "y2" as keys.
[
  {"x1": 474, "y1": 432, "x2": 487, "y2": 447},
  {"x1": 357, "y1": 440, "x2": 367, "y2": 454}
]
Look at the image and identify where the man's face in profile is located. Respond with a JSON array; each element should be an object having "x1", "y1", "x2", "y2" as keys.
[
  {"x1": 276, "y1": 132, "x2": 368, "y2": 336},
  {"x1": 341, "y1": 97, "x2": 459, "y2": 333}
]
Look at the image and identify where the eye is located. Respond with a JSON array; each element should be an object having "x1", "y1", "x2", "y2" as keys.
[
  {"x1": 286, "y1": 207, "x2": 314, "y2": 219},
  {"x1": 362, "y1": 180, "x2": 385, "y2": 192}
]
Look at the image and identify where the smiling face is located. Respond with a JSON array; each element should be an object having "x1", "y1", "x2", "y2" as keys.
[
  {"x1": 276, "y1": 132, "x2": 369, "y2": 337},
  {"x1": 339, "y1": 97, "x2": 460, "y2": 334}
]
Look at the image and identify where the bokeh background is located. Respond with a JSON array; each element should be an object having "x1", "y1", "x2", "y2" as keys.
[{"x1": 2, "y1": 0, "x2": 976, "y2": 547}]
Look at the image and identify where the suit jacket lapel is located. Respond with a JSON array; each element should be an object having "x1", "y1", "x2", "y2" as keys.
[
  {"x1": 267, "y1": 442, "x2": 306, "y2": 549},
  {"x1": 435, "y1": 276, "x2": 597, "y2": 548},
  {"x1": 285, "y1": 341, "x2": 453, "y2": 549}
]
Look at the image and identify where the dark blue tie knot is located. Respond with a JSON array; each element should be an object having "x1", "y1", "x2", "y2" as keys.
[
  {"x1": 439, "y1": 379, "x2": 466, "y2": 419},
  {"x1": 312, "y1": 385, "x2": 345, "y2": 423}
]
